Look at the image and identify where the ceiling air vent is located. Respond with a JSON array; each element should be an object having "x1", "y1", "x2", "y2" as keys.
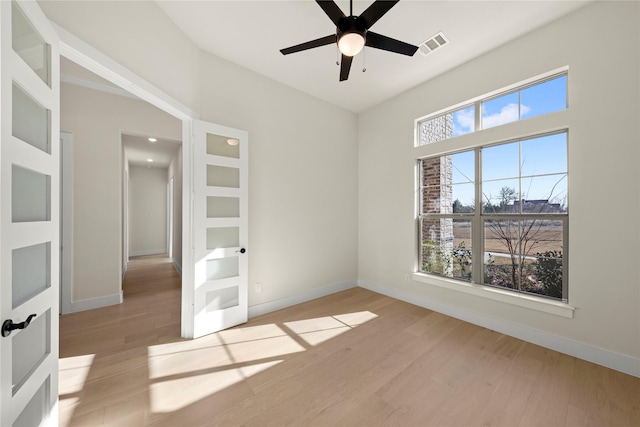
[{"x1": 418, "y1": 32, "x2": 449, "y2": 57}]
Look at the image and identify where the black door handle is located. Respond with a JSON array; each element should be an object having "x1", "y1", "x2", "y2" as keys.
[
  {"x1": 236, "y1": 248, "x2": 246, "y2": 254},
  {"x1": 2, "y1": 314, "x2": 36, "y2": 337}
]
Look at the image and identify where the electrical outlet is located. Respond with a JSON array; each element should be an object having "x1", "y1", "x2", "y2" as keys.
[{"x1": 255, "y1": 282, "x2": 262, "y2": 293}]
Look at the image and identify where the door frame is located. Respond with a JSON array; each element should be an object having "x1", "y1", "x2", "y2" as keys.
[
  {"x1": 60, "y1": 132, "x2": 73, "y2": 314},
  {"x1": 52, "y1": 23, "x2": 198, "y2": 334}
]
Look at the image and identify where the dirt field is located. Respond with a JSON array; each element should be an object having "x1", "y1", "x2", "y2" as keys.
[{"x1": 451, "y1": 221, "x2": 563, "y2": 266}]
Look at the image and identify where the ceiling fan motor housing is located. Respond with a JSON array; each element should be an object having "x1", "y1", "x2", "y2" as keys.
[{"x1": 337, "y1": 16, "x2": 367, "y2": 44}]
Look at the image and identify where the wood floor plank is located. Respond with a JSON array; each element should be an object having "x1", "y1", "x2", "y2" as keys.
[{"x1": 59, "y1": 254, "x2": 640, "y2": 426}]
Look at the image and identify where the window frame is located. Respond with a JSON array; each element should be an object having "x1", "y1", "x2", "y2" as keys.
[
  {"x1": 417, "y1": 135, "x2": 570, "y2": 318},
  {"x1": 415, "y1": 68, "x2": 568, "y2": 147}
]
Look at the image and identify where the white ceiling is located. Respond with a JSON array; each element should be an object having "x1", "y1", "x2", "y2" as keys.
[
  {"x1": 156, "y1": 0, "x2": 592, "y2": 113},
  {"x1": 123, "y1": 133, "x2": 181, "y2": 168}
]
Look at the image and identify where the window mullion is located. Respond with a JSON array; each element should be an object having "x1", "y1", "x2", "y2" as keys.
[{"x1": 472, "y1": 147, "x2": 483, "y2": 284}]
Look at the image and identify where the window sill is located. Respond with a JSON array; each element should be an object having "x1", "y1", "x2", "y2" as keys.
[{"x1": 412, "y1": 273, "x2": 574, "y2": 318}]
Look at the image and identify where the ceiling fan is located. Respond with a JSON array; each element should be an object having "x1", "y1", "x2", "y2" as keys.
[{"x1": 280, "y1": 0, "x2": 418, "y2": 82}]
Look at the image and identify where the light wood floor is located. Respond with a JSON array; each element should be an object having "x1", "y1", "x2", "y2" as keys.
[{"x1": 59, "y1": 255, "x2": 640, "y2": 426}]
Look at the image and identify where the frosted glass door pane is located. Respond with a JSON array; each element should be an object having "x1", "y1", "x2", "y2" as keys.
[
  {"x1": 206, "y1": 133, "x2": 240, "y2": 159},
  {"x1": 12, "y1": 165, "x2": 50, "y2": 222},
  {"x1": 207, "y1": 165, "x2": 239, "y2": 188},
  {"x1": 12, "y1": 1, "x2": 50, "y2": 86},
  {"x1": 207, "y1": 227, "x2": 239, "y2": 250},
  {"x1": 12, "y1": 83, "x2": 50, "y2": 153},
  {"x1": 13, "y1": 378, "x2": 49, "y2": 427},
  {"x1": 12, "y1": 242, "x2": 50, "y2": 308},
  {"x1": 205, "y1": 287, "x2": 239, "y2": 312},
  {"x1": 207, "y1": 196, "x2": 239, "y2": 218},
  {"x1": 206, "y1": 258, "x2": 239, "y2": 281},
  {"x1": 12, "y1": 310, "x2": 50, "y2": 395}
]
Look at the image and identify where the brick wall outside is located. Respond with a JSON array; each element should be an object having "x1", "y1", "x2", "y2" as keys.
[{"x1": 420, "y1": 113, "x2": 454, "y2": 274}]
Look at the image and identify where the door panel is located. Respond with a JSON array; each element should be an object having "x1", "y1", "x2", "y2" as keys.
[
  {"x1": 1, "y1": 1, "x2": 59, "y2": 426},
  {"x1": 188, "y1": 121, "x2": 248, "y2": 339}
]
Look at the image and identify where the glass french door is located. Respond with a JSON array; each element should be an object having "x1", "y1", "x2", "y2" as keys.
[
  {"x1": 0, "y1": 1, "x2": 60, "y2": 426},
  {"x1": 184, "y1": 120, "x2": 248, "y2": 339}
]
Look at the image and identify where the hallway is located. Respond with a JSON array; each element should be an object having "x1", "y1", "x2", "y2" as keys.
[{"x1": 59, "y1": 254, "x2": 182, "y2": 425}]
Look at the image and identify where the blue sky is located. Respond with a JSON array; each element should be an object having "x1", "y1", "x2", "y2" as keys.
[
  {"x1": 450, "y1": 132, "x2": 568, "y2": 208},
  {"x1": 447, "y1": 75, "x2": 568, "y2": 208},
  {"x1": 451, "y1": 75, "x2": 567, "y2": 137}
]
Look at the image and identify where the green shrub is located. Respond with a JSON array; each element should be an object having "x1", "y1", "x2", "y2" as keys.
[{"x1": 533, "y1": 250, "x2": 563, "y2": 299}]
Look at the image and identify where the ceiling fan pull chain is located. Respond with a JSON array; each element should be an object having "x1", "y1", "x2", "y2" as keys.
[
  {"x1": 362, "y1": 47, "x2": 367, "y2": 73},
  {"x1": 336, "y1": 46, "x2": 340, "y2": 66}
]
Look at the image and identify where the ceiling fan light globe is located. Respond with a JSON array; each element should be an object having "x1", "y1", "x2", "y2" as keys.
[{"x1": 338, "y1": 32, "x2": 365, "y2": 57}]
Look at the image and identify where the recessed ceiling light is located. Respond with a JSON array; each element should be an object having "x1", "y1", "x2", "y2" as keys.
[
  {"x1": 146, "y1": 158, "x2": 153, "y2": 162},
  {"x1": 227, "y1": 138, "x2": 239, "y2": 146},
  {"x1": 148, "y1": 137, "x2": 157, "y2": 142}
]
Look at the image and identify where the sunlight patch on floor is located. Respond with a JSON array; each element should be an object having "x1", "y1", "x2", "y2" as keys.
[
  {"x1": 149, "y1": 366, "x2": 247, "y2": 412},
  {"x1": 58, "y1": 354, "x2": 95, "y2": 395},
  {"x1": 146, "y1": 311, "x2": 378, "y2": 412}
]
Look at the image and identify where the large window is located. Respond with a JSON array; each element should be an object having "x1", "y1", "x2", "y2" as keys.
[{"x1": 419, "y1": 131, "x2": 568, "y2": 301}]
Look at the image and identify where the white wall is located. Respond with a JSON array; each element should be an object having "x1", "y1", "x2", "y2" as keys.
[
  {"x1": 129, "y1": 165, "x2": 168, "y2": 256},
  {"x1": 358, "y1": 1, "x2": 640, "y2": 370},
  {"x1": 60, "y1": 82, "x2": 181, "y2": 306},
  {"x1": 197, "y1": 51, "x2": 359, "y2": 307},
  {"x1": 45, "y1": 0, "x2": 359, "y2": 310}
]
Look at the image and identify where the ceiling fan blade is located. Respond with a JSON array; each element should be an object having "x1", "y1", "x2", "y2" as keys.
[
  {"x1": 359, "y1": 0, "x2": 399, "y2": 28},
  {"x1": 365, "y1": 31, "x2": 418, "y2": 56},
  {"x1": 316, "y1": 0, "x2": 346, "y2": 26},
  {"x1": 280, "y1": 34, "x2": 336, "y2": 55},
  {"x1": 339, "y1": 54, "x2": 353, "y2": 81}
]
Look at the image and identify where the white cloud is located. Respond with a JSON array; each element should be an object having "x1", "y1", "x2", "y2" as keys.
[
  {"x1": 482, "y1": 103, "x2": 531, "y2": 129},
  {"x1": 454, "y1": 108, "x2": 474, "y2": 133}
]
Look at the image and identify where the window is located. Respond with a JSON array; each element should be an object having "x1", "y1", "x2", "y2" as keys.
[
  {"x1": 416, "y1": 73, "x2": 567, "y2": 146},
  {"x1": 418, "y1": 132, "x2": 568, "y2": 301}
]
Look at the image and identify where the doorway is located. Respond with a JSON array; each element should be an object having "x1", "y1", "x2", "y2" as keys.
[{"x1": 58, "y1": 56, "x2": 184, "y2": 313}]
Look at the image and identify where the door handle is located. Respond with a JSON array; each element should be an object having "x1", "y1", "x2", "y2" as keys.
[
  {"x1": 2, "y1": 314, "x2": 36, "y2": 337},
  {"x1": 236, "y1": 248, "x2": 246, "y2": 254}
]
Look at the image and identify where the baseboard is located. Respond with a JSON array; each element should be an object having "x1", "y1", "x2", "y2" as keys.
[
  {"x1": 358, "y1": 279, "x2": 640, "y2": 378},
  {"x1": 248, "y1": 280, "x2": 357, "y2": 319},
  {"x1": 172, "y1": 259, "x2": 182, "y2": 276},
  {"x1": 70, "y1": 291, "x2": 123, "y2": 313},
  {"x1": 130, "y1": 248, "x2": 167, "y2": 257}
]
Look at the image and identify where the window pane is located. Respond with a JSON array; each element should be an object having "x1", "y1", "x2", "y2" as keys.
[
  {"x1": 520, "y1": 75, "x2": 567, "y2": 119},
  {"x1": 484, "y1": 219, "x2": 564, "y2": 298},
  {"x1": 419, "y1": 114, "x2": 452, "y2": 145},
  {"x1": 482, "y1": 179, "x2": 519, "y2": 214},
  {"x1": 12, "y1": 165, "x2": 50, "y2": 222},
  {"x1": 452, "y1": 183, "x2": 475, "y2": 212},
  {"x1": 206, "y1": 133, "x2": 240, "y2": 159},
  {"x1": 484, "y1": 219, "x2": 519, "y2": 289},
  {"x1": 520, "y1": 175, "x2": 567, "y2": 212},
  {"x1": 451, "y1": 151, "x2": 475, "y2": 211},
  {"x1": 418, "y1": 105, "x2": 475, "y2": 145},
  {"x1": 482, "y1": 142, "x2": 519, "y2": 181},
  {"x1": 12, "y1": 83, "x2": 50, "y2": 153},
  {"x1": 482, "y1": 91, "x2": 519, "y2": 129},
  {"x1": 421, "y1": 218, "x2": 472, "y2": 281},
  {"x1": 421, "y1": 156, "x2": 451, "y2": 214},
  {"x1": 452, "y1": 106, "x2": 474, "y2": 137},
  {"x1": 528, "y1": 220, "x2": 563, "y2": 300},
  {"x1": 451, "y1": 151, "x2": 474, "y2": 184},
  {"x1": 12, "y1": 1, "x2": 50, "y2": 86},
  {"x1": 521, "y1": 133, "x2": 567, "y2": 177}
]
